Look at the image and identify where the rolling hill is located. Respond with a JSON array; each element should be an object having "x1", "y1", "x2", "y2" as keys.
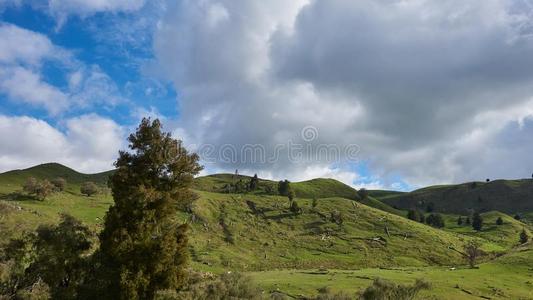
[{"x1": 375, "y1": 179, "x2": 533, "y2": 214}]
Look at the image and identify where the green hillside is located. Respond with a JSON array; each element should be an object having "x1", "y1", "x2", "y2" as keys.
[
  {"x1": 377, "y1": 179, "x2": 533, "y2": 214},
  {"x1": 1, "y1": 163, "x2": 532, "y2": 298}
]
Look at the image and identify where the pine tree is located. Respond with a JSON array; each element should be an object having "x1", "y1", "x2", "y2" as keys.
[
  {"x1": 96, "y1": 118, "x2": 202, "y2": 299},
  {"x1": 278, "y1": 180, "x2": 290, "y2": 196},
  {"x1": 496, "y1": 217, "x2": 503, "y2": 225},
  {"x1": 472, "y1": 212, "x2": 483, "y2": 231}
]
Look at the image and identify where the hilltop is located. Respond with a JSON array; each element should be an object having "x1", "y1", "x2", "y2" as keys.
[{"x1": 375, "y1": 179, "x2": 533, "y2": 214}]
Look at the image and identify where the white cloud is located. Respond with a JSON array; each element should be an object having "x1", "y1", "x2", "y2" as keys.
[
  {"x1": 0, "y1": 66, "x2": 69, "y2": 115},
  {"x1": 0, "y1": 114, "x2": 125, "y2": 173},
  {"x1": 152, "y1": 0, "x2": 533, "y2": 189}
]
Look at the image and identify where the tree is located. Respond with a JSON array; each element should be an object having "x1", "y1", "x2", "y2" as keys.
[
  {"x1": 80, "y1": 181, "x2": 99, "y2": 197},
  {"x1": 457, "y1": 217, "x2": 463, "y2": 226},
  {"x1": 4, "y1": 214, "x2": 92, "y2": 299},
  {"x1": 358, "y1": 188, "x2": 368, "y2": 200},
  {"x1": 51, "y1": 177, "x2": 67, "y2": 192},
  {"x1": 277, "y1": 180, "x2": 290, "y2": 196},
  {"x1": 472, "y1": 212, "x2": 483, "y2": 231},
  {"x1": 520, "y1": 229, "x2": 529, "y2": 244},
  {"x1": 288, "y1": 187, "x2": 295, "y2": 202},
  {"x1": 465, "y1": 216, "x2": 471, "y2": 225},
  {"x1": 486, "y1": 178, "x2": 490, "y2": 182},
  {"x1": 425, "y1": 202, "x2": 435, "y2": 213},
  {"x1": 96, "y1": 118, "x2": 202, "y2": 299},
  {"x1": 426, "y1": 213, "x2": 445, "y2": 228},
  {"x1": 463, "y1": 241, "x2": 482, "y2": 268},
  {"x1": 407, "y1": 209, "x2": 421, "y2": 222},
  {"x1": 514, "y1": 214, "x2": 522, "y2": 221},
  {"x1": 248, "y1": 174, "x2": 258, "y2": 191},
  {"x1": 23, "y1": 177, "x2": 54, "y2": 201},
  {"x1": 496, "y1": 217, "x2": 503, "y2": 226},
  {"x1": 290, "y1": 200, "x2": 301, "y2": 214},
  {"x1": 311, "y1": 196, "x2": 318, "y2": 209}
]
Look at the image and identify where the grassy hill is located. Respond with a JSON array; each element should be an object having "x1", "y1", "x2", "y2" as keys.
[
  {"x1": 376, "y1": 179, "x2": 533, "y2": 214},
  {"x1": 1, "y1": 163, "x2": 532, "y2": 298}
]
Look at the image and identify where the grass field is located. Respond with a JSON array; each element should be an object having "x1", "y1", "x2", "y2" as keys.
[{"x1": 1, "y1": 163, "x2": 532, "y2": 298}]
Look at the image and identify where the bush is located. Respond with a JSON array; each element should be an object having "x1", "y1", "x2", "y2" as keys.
[
  {"x1": 519, "y1": 229, "x2": 529, "y2": 244},
  {"x1": 80, "y1": 182, "x2": 99, "y2": 197},
  {"x1": 359, "y1": 278, "x2": 430, "y2": 300},
  {"x1": 496, "y1": 217, "x2": 503, "y2": 225},
  {"x1": 162, "y1": 271, "x2": 263, "y2": 300}
]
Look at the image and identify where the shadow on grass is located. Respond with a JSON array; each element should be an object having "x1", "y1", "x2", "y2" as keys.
[{"x1": 0, "y1": 191, "x2": 40, "y2": 202}]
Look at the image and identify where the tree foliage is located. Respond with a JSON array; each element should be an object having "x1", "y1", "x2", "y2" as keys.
[
  {"x1": 426, "y1": 214, "x2": 445, "y2": 228},
  {"x1": 51, "y1": 177, "x2": 67, "y2": 192},
  {"x1": 472, "y1": 212, "x2": 483, "y2": 231},
  {"x1": 2, "y1": 214, "x2": 92, "y2": 299},
  {"x1": 519, "y1": 229, "x2": 529, "y2": 244},
  {"x1": 496, "y1": 217, "x2": 503, "y2": 225},
  {"x1": 277, "y1": 180, "x2": 290, "y2": 196},
  {"x1": 80, "y1": 181, "x2": 99, "y2": 197},
  {"x1": 96, "y1": 118, "x2": 202, "y2": 299},
  {"x1": 23, "y1": 177, "x2": 54, "y2": 201},
  {"x1": 463, "y1": 241, "x2": 482, "y2": 268}
]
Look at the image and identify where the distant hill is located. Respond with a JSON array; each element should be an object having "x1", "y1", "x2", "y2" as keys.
[
  {"x1": 0, "y1": 163, "x2": 114, "y2": 187},
  {"x1": 376, "y1": 179, "x2": 533, "y2": 214}
]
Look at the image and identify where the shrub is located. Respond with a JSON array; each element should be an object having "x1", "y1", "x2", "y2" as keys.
[
  {"x1": 290, "y1": 200, "x2": 301, "y2": 214},
  {"x1": 496, "y1": 217, "x2": 503, "y2": 225},
  {"x1": 80, "y1": 182, "x2": 98, "y2": 197},
  {"x1": 359, "y1": 278, "x2": 430, "y2": 300}
]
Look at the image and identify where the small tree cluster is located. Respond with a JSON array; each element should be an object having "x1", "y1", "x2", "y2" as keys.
[
  {"x1": 80, "y1": 181, "x2": 99, "y2": 197},
  {"x1": 22, "y1": 177, "x2": 54, "y2": 201},
  {"x1": 426, "y1": 213, "x2": 445, "y2": 228}
]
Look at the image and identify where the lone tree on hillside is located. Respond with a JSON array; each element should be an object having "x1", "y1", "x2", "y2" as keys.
[
  {"x1": 51, "y1": 177, "x2": 67, "y2": 192},
  {"x1": 96, "y1": 118, "x2": 202, "y2": 299},
  {"x1": 496, "y1": 217, "x2": 503, "y2": 226},
  {"x1": 80, "y1": 181, "x2": 99, "y2": 197},
  {"x1": 23, "y1": 177, "x2": 54, "y2": 201},
  {"x1": 520, "y1": 229, "x2": 529, "y2": 244},
  {"x1": 248, "y1": 174, "x2": 259, "y2": 191},
  {"x1": 278, "y1": 179, "x2": 290, "y2": 196},
  {"x1": 472, "y1": 212, "x2": 483, "y2": 231},
  {"x1": 358, "y1": 188, "x2": 368, "y2": 200},
  {"x1": 463, "y1": 241, "x2": 482, "y2": 268}
]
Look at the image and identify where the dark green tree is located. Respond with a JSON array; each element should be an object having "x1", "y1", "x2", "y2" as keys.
[
  {"x1": 496, "y1": 217, "x2": 503, "y2": 225},
  {"x1": 277, "y1": 180, "x2": 290, "y2": 196},
  {"x1": 4, "y1": 214, "x2": 92, "y2": 299},
  {"x1": 426, "y1": 214, "x2": 445, "y2": 228},
  {"x1": 465, "y1": 216, "x2": 471, "y2": 225},
  {"x1": 457, "y1": 216, "x2": 463, "y2": 226},
  {"x1": 358, "y1": 188, "x2": 368, "y2": 200},
  {"x1": 248, "y1": 174, "x2": 258, "y2": 191},
  {"x1": 472, "y1": 212, "x2": 483, "y2": 231},
  {"x1": 407, "y1": 209, "x2": 420, "y2": 222},
  {"x1": 514, "y1": 214, "x2": 522, "y2": 221},
  {"x1": 520, "y1": 229, "x2": 529, "y2": 244},
  {"x1": 96, "y1": 118, "x2": 202, "y2": 299}
]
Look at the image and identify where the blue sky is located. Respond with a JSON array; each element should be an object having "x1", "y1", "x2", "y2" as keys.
[{"x1": 2, "y1": 1, "x2": 533, "y2": 191}]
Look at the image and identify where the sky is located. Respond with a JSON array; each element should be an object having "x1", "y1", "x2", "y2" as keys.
[{"x1": 2, "y1": 0, "x2": 533, "y2": 191}]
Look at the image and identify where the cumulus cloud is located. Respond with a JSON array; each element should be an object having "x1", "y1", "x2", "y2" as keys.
[
  {"x1": 0, "y1": 114, "x2": 125, "y2": 173},
  {"x1": 0, "y1": 23, "x2": 126, "y2": 115},
  {"x1": 153, "y1": 0, "x2": 533, "y2": 188}
]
